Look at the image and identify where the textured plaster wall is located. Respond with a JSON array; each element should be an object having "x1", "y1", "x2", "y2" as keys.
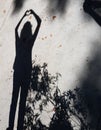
[{"x1": 0, "y1": 0, "x2": 101, "y2": 129}]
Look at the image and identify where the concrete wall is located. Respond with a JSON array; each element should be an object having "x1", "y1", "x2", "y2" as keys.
[{"x1": 0, "y1": 0, "x2": 101, "y2": 129}]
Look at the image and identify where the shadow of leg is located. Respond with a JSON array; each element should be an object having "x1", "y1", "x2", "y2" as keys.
[
  {"x1": 17, "y1": 82, "x2": 29, "y2": 130},
  {"x1": 8, "y1": 73, "x2": 20, "y2": 130}
]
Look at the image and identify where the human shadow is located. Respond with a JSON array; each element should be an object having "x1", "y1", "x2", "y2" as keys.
[
  {"x1": 7, "y1": 10, "x2": 41, "y2": 130},
  {"x1": 83, "y1": 0, "x2": 101, "y2": 26}
]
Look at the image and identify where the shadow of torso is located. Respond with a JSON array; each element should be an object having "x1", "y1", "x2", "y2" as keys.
[{"x1": 13, "y1": 37, "x2": 33, "y2": 80}]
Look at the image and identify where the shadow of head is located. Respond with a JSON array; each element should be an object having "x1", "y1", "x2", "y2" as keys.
[{"x1": 20, "y1": 22, "x2": 32, "y2": 41}]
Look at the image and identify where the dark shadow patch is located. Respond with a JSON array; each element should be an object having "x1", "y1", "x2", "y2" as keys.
[
  {"x1": 12, "y1": 0, "x2": 26, "y2": 13},
  {"x1": 83, "y1": 0, "x2": 101, "y2": 26},
  {"x1": 80, "y1": 44, "x2": 101, "y2": 130},
  {"x1": 12, "y1": 0, "x2": 69, "y2": 15},
  {"x1": 47, "y1": 0, "x2": 70, "y2": 15}
]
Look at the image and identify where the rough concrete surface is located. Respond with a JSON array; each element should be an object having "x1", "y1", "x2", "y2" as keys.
[{"x1": 0, "y1": 0, "x2": 101, "y2": 129}]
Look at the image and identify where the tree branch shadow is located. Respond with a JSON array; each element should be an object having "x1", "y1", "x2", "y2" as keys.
[{"x1": 24, "y1": 62, "x2": 94, "y2": 130}]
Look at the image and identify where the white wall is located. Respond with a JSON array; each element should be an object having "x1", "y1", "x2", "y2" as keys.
[{"x1": 0, "y1": 0, "x2": 101, "y2": 129}]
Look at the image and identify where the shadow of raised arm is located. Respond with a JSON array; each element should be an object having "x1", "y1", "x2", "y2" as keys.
[
  {"x1": 15, "y1": 11, "x2": 29, "y2": 40},
  {"x1": 30, "y1": 9, "x2": 41, "y2": 44}
]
